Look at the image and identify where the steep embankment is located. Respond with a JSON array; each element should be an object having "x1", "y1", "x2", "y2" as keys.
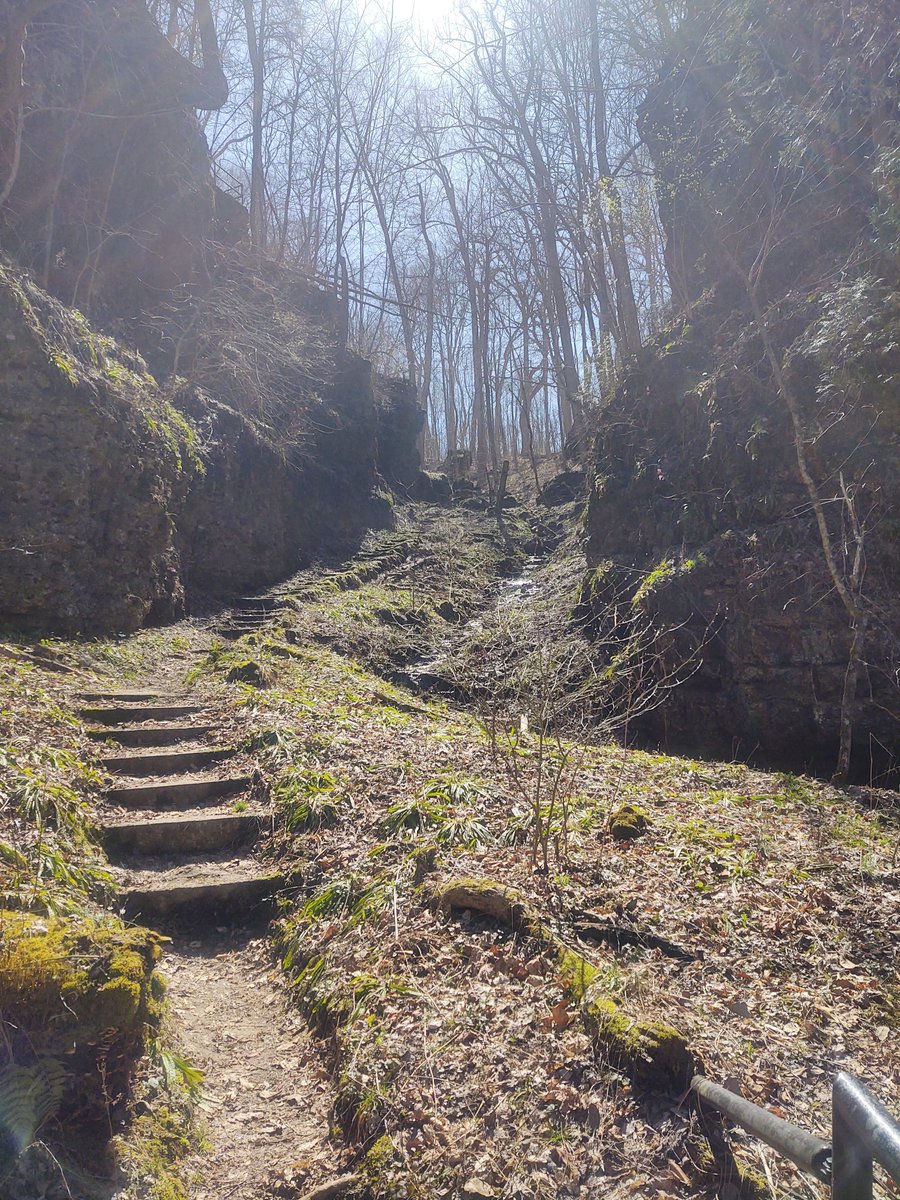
[
  {"x1": 583, "y1": 0, "x2": 899, "y2": 781},
  {"x1": 0, "y1": 262, "x2": 412, "y2": 634}
]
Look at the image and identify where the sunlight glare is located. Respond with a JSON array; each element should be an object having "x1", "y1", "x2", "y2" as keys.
[{"x1": 387, "y1": 0, "x2": 459, "y2": 32}]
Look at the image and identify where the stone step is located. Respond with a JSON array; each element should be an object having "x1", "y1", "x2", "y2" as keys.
[
  {"x1": 234, "y1": 596, "x2": 288, "y2": 612},
  {"x1": 102, "y1": 812, "x2": 262, "y2": 857},
  {"x1": 76, "y1": 689, "x2": 160, "y2": 702},
  {"x1": 86, "y1": 723, "x2": 216, "y2": 747},
  {"x1": 121, "y1": 867, "x2": 282, "y2": 923},
  {"x1": 79, "y1": 704, "x2": 206, "y2": 725},
  {"x1": 102, "y1": 747, "x2": 236, "y2": 777},
  {"x1": 108, "y1": 775, "x2": 252, "y2": 809}
]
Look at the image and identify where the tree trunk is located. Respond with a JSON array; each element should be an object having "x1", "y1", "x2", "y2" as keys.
[{"x1": 242, "y1": 0, "x2": 267, "y2": 254}]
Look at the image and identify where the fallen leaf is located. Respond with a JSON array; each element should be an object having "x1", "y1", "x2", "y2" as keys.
[{"x1": 541, "y1": 1000, "x2": 574, "y2": 1031}]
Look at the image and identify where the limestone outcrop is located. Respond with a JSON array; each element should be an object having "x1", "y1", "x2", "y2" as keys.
[
  {"x1": 0, "y1": 3, "x2": 420, "y2": 634},
  {"x1": 584, "y1": 0, "x2": 899, "y2": 780}
]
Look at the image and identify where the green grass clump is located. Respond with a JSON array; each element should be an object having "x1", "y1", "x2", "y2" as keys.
[
  {"x1": 381, "y1": 779, "x2": 493, "y2": 849},
  {"x1": 273, "y1": 767, "x2": 344, "y2": 832}
]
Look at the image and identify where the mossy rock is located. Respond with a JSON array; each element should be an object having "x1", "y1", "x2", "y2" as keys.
[
  {"x1": 581, "y1": 989, "x2": 694, "y2": 1090},
  {"x1": 433, "y1": 878, "x2": 695, "y2": 1092},
  {"x1": 431, "y1": 878, "x2": 530, "y2": 927},
  {"x1": 0, "y1": 911, "x2": 166, "y2": 1172},
  {"x1": 113, "y1": 1103, "x2": 195, "y2": 1200},
  {"x1": 0, "y1": 911, "x2": 164, "y2": 1055},
  {"x1": 609, "y1": 803, "x2": 650, "y2": 841},
  {"x1": 226, "y1": 658, "x2": 270, "y2": 687}
]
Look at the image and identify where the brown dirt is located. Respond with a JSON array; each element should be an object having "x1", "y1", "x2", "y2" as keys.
[{"x1": 161, "y1": 932, "x2": 341, "y2": 1199}]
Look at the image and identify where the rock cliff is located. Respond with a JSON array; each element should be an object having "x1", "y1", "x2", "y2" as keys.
[
  {"x1": 0, "y1": 2, "x2": 420, "y2": 634},
  {"x1": 0, "y1": 256, "x2": 415, "y2": 633},
  {"x1": 584, "y1": 0, "x2": 899, "y2": 781},
  {"x1": 0, "y1": 0, "x2": 229, "y2": 320}
]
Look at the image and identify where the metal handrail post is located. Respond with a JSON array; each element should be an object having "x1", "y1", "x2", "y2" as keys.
[
  {"x1": 833, "y1": 1073, "x2": 900, "y2": 1200},
  {"x1": 833, "y1": 1090, "x2": 873, "y2": 1200},
  {"x1": 691, "y1": 1076, "x2": 832, "y2": 1183}
]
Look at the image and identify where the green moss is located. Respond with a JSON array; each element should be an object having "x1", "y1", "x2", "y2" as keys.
[
  {"x1": 365, "y1": 1133, "x2": 396, "y2": 1174},
  {"x1": 575, "y1": 561, "x2": 614, "y2": 610},
  {"x1": 115, "y1": 1103, "x2": 197, "y2": 1200},
  {"x1": 0, "y1": 911, "x2": 164, "y2": 1054},
  {"x1": 141, "y1": 403, "x2": 204, "y2": 476},
  {"x1": 580, "y1": 992, "x2": 694, "y2": 1089},
  {"x1": 631, "y1": 558, "x2": 676, "y2": 605},
  {"x1": 363, "y1": 1132, "x2": 403, "y2": 1196},
  {"x1": 609, "y1": 802, "x2": 651, "y2": 840},
  {"x1": 555, "y1": 947, "x2": 599, "y2": 1001},
  {"x1": 50, "y1": 350, "x2": 79, "y2": 387},
  {"x1": 631, "y1": 554, "x2": 705, "y2": 606}
]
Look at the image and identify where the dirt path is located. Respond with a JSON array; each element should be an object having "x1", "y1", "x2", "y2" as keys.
[
  {"x1": 81, "y1": 601, "x2": 347, "y2": 1197},
  {"x1": 164, "y1": 930, "x2": 339, "y2": 1199}
]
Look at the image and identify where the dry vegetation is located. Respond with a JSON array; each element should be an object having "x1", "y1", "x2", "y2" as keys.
[{"x1": 195, "y1": 504, "x2": 897, "y2": 1199}]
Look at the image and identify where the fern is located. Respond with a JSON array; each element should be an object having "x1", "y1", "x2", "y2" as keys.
[{"x1": 0, "y1": 1060, "x2": 66, "y2": 1165}]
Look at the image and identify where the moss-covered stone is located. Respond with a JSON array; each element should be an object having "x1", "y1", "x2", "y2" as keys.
[
  {"x1": 580, "y1": 989, "x2": 694, "y2": 1090},
  {"x1": 608, "y1": 803, "x2": 651, "y2": 841},
  {"x1": 0, "y1": 911, "x2": 167, "y2": 1184},
  {"x1": 225, "y1": 658, "x2": 271, "y2": 687},
  {"x1": 432, "y1": 877, "x2": 695, "y2": 1091},
  {"x1": 431, "y1": 878, "x2": 530, "y2": 927},
  {"x1": 0, "y1": 911, "x2": 164, "y2": 1053}
]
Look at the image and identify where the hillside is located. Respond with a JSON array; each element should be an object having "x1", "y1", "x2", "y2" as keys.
[
  {"x1": 583, "y1": 0, "x2": 899, "y2": 783},
  {"x1": 1, "y1": 498, "x2": 897, "y2": 1198}
]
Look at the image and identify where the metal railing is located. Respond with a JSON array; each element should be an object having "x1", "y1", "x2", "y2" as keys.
[{"x1": 692, "y1": 1073, "x2": 900, "y2": 1200}]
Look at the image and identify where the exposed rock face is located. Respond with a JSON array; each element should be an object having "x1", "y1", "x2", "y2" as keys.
[
  {"x1": 0, "y1": 263, "x2": 406, "y2": 634},
  {"x1": 374, "y1": 378, "x2": 425, "y2": 492},
  {"x1": 176, "y1": 356, "x2": 394, "y2": 602},
  {"x1": 0, "y1": 4, "x2": 419, "y2": 634},
  {"x1": 639, "y1": 0, "x2": 896, "y2": 309},
  {"x1": 0, "y1": 264, "x2": 188, "y2": 632},
  {"x1": 584, "y1": 0, "x2": 899, "y2": 780},
  {"x1": 0, "y1": 0, "x2": 229, "y2": 320}
]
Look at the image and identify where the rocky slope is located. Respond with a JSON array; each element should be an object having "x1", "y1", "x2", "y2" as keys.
[
  {"x1": 584, "y1": 0, "x2": 899, "y2": 781},
  {"x1": 0, "y1": 259, "x2": 417, "y2": 633}
]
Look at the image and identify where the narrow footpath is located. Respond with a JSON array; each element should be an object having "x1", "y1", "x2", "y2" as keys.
[{"x1": 77, "y1": 596, "x2": 343, "y2": 1198}]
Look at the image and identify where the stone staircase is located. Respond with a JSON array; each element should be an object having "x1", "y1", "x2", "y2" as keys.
[
  {"x1": 81, "y1": 678, "x2": 280, "y2": 926},
  {"x1": 214, "y1": 594, "x2": 291, "y2": 641}
]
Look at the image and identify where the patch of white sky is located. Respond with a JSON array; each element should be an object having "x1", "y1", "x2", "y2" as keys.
[{"x1": 386, "y1": 0, "x2": 461, "y2": 33}]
